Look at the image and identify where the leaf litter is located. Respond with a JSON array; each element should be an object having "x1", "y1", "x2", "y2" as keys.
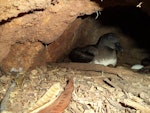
[{"x1": 0, "y1": 63, "x2": 150, "y2": 113}]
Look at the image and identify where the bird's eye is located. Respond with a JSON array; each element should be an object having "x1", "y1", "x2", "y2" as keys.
[{"x1": 115, "y1": 42, "x2": 123, "y2": 52}]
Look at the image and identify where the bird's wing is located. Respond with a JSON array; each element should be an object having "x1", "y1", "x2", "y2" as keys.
[
  {"x1": 69, "y1": 46, "x2": 97, "y2": 63},
  {"x1": 81, "y1": 45, "x2": 98, "y2": 55}
]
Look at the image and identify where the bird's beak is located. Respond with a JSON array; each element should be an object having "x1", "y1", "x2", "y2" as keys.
[{"x1": 115, "y1": 42, "x2": 123, "y2": 52}]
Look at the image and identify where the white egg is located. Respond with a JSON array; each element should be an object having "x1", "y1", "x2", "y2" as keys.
[{"x1": 131, "y1": 64, "x2": 144, "y2": 70}]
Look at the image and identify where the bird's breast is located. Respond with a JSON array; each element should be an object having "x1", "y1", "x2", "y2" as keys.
[{"x1": 91, "y1": 58, "x2": 117, "y2": 66}]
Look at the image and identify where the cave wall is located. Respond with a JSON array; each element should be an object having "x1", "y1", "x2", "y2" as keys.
[
  {"x1": 0, "y1": 0, "x2": 150, "y2": 73},
  {"x1": 0, "y1": 0, "x2": 100, "y2": 72}
]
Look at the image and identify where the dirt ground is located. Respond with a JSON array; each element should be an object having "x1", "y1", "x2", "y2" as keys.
[{"x1": 0, "y1": 63, "x2": 150, "y2": 113}]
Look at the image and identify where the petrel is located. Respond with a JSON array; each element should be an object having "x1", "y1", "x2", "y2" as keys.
[{"x1": 69, "y1": 33, "x2": 123, "y2": 66}]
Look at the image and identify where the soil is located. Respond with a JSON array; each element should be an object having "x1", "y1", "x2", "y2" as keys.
[{"x1": 0, "y1": 63, "x2": 150, "y2": 113}]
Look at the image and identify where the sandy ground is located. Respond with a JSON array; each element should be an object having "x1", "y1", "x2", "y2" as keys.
[{"x1": 0, "y1": 63, "x2": 150, "y2": 113}]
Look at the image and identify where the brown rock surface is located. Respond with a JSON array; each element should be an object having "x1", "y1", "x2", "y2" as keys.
[
  {"x1": 0, "y1": 0, "x2": 150, "y2": 73},
  {"x1": 46, "y1": 18, "x2": 83, "y2": 62},
  {"x1": 1, "y1": 42, "x2": 45, "y2": 73},
  {"x1": 0, "y1": 0, "x2": 100, "y2": 72}
]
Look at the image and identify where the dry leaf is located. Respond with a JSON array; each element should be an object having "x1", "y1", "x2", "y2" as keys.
[
  {"x1": 38, "y1": 79, "x2": 74, "y2": 113},
  {"x1": 29, "y1": 82, "x2": 62, "y2": 113}
]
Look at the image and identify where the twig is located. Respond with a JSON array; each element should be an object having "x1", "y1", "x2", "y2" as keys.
[
  {"x1": 120, "y1": 99, "x2": 150, "y2": 113},
  {"x1": 106, "y1": 98, "x2": 125, "y2": 110},
  {"x1": 0, "y1": 81, "x2": 16, "y2": 112},
  {"x1": 0, "y1": 73, "x2": 21, "y2": 112},
  {"x1": 49, "y1": 63, "x2": 139, "y2": 76},
  {"x1": 103, "y1": 78, "x2": 122, "y2": 90}
]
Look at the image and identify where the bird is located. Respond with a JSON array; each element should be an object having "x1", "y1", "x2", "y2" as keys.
[{"x1": 69, "y1": 33, "x2": 123, "y2": 67}]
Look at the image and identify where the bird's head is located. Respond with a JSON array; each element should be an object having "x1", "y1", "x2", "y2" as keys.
[{"x1": 96, "y1": 33, "x2": 123, "y2": 52}]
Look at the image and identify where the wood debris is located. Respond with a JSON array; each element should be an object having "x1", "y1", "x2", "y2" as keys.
[{"x1": 0, "y1": 64, "x2": 149, "y2": 113}]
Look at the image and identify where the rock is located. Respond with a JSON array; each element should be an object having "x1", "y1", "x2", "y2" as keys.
[{"x1": 1, "y1": 42, "x2": 45, "y2": 73}]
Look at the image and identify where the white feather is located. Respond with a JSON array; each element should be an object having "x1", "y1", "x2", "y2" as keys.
[{"x1": 91, "y1": 58, "x2": 117, "y2": 66}]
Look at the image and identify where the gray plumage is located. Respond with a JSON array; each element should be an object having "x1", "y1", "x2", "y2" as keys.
[{"x1": 69, "y1": 33, "x2": 123, "y2": 66}]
